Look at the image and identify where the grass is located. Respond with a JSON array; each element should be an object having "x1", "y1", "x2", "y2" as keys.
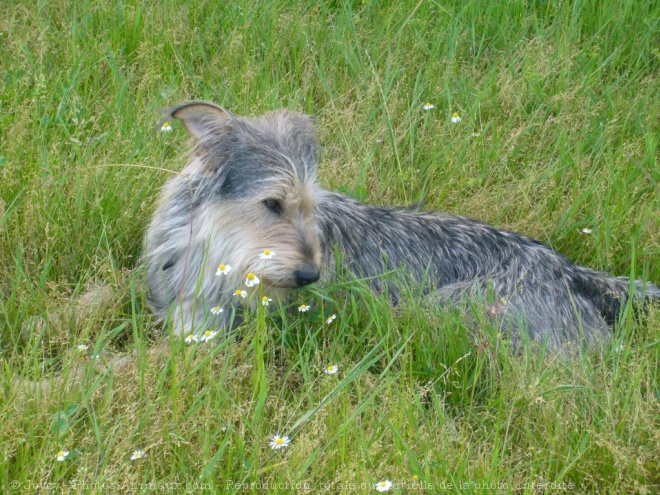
[{"x1": 1, "y1": 0, "x2": 659, "y2": 493}]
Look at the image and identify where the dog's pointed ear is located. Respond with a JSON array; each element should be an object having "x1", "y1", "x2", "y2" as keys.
[{"x1": 162, "y1": 101, "x2": 233, "y2": 140}]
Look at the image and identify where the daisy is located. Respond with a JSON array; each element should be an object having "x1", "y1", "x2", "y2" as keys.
[
  {"x1": 234, "y1": 289, "x2": 247, "y2": 299},
  {"x1": 161, "y1": 122, "x2": 173, "y2": 132},
  {"x1": 210, "y1": 306, "x2": 224, "y2": 315},
  {"x1": 423, "y1": 103, "x2": 435, "y2": 111},
  {"x1": 259, "y1": 249, "x2": 276, "y2": 260},
  {"x1": 216, "y1": 263, "x2": 232, "y2": 276},
  {"x1": 582, "y1": 228, "x2": 593, "y2": 234},
  {"x1": 262, "y1": 296, "x2": 272, "y2": 306},
  {"x1": 326, "y1": 314, "x2": 337, "y2": 325},
  {"x1": 200, "y1": 330, "x2": 218, "y2": 343},
  {"x1": 324, "y1": 364, "x2": 338, "y2": 375},
  {"x1": 451, "y1": 112, "x2": 462, "y2": 123},
  {"x1": 298, "y1": 304, "x2": 310, "y2": 312},
  {"x1": 56, "y1": 450, "x2": 70, "y2": 462},
  {"x1": 184, "y1": 333, "x2": 198, "y2": 344},
  {"x1": 376, "y1": 480, "x2": 393, "y2": 492},
  {"x1": 130, "y1": 450, "x2": 145, "y2": 460},
  {"x1": 245, "y1": 272, "x2": 260, "y2": 287},
  {"x1": 269, "y1": 434, "x2": 291, "y2": 450},
  {"x1": 77, "y1": 344, "x2": 89, "y2": 351}
]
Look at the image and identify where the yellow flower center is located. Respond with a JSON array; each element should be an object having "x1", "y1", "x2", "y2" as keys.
[
  {"x1": 413, "y1": 475, "x2": 419, "y2": 480},
  {"x1": 328, "y1": 366, "x2": 335, "y2": 371},
  {"x1": 275, "y1": 438, "x2": 283, "y2": 444},
  {"x1": 264, "y1": 249, "x2": 271, "y2": 256},
  {"x1": 204, "y1": 331, "x2": 212, "y2": 337},
  {"x1": 453, "y1": 112, "x2": 459, "y2": 117},
  {"x1": 247, "y1": 273, "x2": 255, "y2": 281},
  {"x1": 57, "y1": 451, "x2": 65, "y2": 456},
  {"x1": 262, "y1": 297, "x2": 268, "y2": 302},
  {"x1": 219, "y1": 264, "x2": 226, "y2": 270}
]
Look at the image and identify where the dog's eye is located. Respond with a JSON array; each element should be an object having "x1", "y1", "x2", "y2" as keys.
[{"x1": 263, "y1": 198, "x2": 283, "y2": 214}]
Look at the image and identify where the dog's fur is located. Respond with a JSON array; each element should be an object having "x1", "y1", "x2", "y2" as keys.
[{"x1": 144, "y1": 101, "x2": 660, "y2": 352}]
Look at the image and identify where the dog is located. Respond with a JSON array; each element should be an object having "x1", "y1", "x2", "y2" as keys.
[{"x1": 144, "y1": 101, "x2": 659, "y2": 352}]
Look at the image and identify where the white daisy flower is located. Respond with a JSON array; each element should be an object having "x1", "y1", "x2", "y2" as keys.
[
  {"x1": 77, "y1": 344, "x2": 89, "y2": 351},
  {"x1": 161, "y1": 122, "x2": 173, "y2": 132},
  {"x1": 269, "y1": 434, "x2": 291, "y2": 450},
  {"x1": 326, "y1": 314, "x2": 337, "y2": 325},
  {"x1": 184, "y1": 333, "x2": 198, "y2": 344},
  {"x1": 423, "y1": 103, "x2": 435, "y2": 111},
  {"x1": 200, "y1": 330, "x2": 218, "y2": 343},
  {"x1": 262, "y1": 296, "x2": 272, "y2": 306},
  {"x1": 245, "y1": 273, "x2": 260, "y2": 287},
  {"x1": 324, "y1": 364, "x2": 338, "y2": 375},
  {"x1": 451, "y1": 112, "x2": 462, "y2": 123},
  {"x1": 582, "y1": 228, "x2": 593, "y2": 234},
  {"x1": 216, "y1": 263, "x2": 232, "y2": 276},
  {"x1": 259, "y1": 249, "x2": 276, "y2": 260},
  {"x1": 234, "y1": 289, "x2": 247, "y2": 299},
  {"x1": 56, "y1": 450, "x2": 70, "y2": 462},
  {"x1": 130, "y1": 449, "x2": 145, "y2": 460},
  {"x1": 376, "y1": 480, "x2": 393, "y2": 492},
  {"x1": 298, "y1": 304, "x2": 310, "y2": 312},
  {"x1": 210, "y1": 306, "x2": 224, "y2": 315}
]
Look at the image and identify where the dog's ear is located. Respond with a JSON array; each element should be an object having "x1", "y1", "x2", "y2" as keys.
[{"x1": 162, "y1": 101, "x2": 233, "y2": 140}]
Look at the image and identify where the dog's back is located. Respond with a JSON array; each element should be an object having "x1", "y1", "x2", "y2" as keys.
[{"x1": 315, "y1": 189, "x2": 659, "y2": 349}]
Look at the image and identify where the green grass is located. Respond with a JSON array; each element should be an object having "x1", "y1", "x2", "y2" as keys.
[{"x1": 1, "y1": 0, "x2": 659, "y2": 493}]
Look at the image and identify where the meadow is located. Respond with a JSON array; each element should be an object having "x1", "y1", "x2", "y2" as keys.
[{"x1": 1, "y1": 0, "x2": 659, "y2": 493}]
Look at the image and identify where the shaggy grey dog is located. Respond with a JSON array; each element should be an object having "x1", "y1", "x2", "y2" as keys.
[{"x1": 144, "y1": 101, "x2": 659, "y2": 351}]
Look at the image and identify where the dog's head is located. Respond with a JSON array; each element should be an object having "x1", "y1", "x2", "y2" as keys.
[{"x1": 164, "y1": 101, "x2": 323, "y2": 293}]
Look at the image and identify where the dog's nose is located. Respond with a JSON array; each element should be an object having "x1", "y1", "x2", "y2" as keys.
[{"x1": 295, "y1": 267, "x2": 320, "y2": 287}]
